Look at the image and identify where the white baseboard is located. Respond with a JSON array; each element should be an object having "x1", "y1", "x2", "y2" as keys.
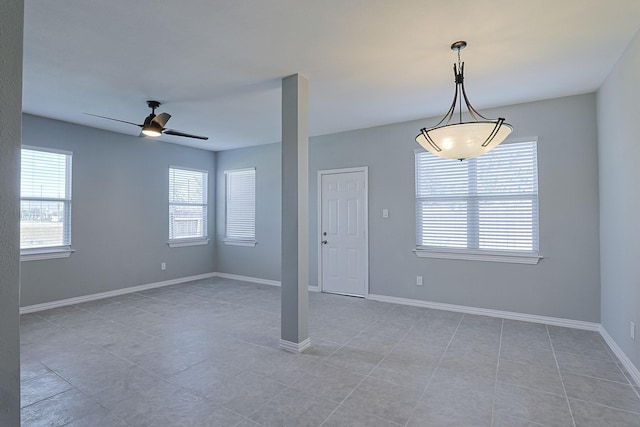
[
  {"x1": 280, "y1": 337, "x2": 311, "y2": 353},
  {"x1": 20, "y1": 272, "x2": 218, "y2": 314},
  {"x1": 19, "y1": 270, "x2": 639, "y2": 386},
  {"x1": 367, "y1": 294, "x2": 600, "y2": 331},
  {"x1": 214, "y1": 272, "x2": 321, "y2": 293},
  {"x1": 367, "y1": 294, "x2": 639, "y2": 385},
  {"x1": 20, "y1": 272, "x2": 318, "y2": 315},
  {"x1": 599, "y1": 326, "x2": 640, "y2": 387},
  {"x1": 215, "y1": 272, "x2": 281, "y2": 287}
]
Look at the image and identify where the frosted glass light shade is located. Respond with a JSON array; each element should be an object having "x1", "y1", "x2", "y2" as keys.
[
  {"x1": 416, "y1": 121, "x2": 513, "y2": 160},
  {"x1": 142, "y1": 124, "x2": 162, "y2": 137}
]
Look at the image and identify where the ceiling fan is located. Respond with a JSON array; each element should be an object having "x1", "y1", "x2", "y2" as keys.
[{"x1": 85, "y1": 100, "x2": 209, "y2": 140}]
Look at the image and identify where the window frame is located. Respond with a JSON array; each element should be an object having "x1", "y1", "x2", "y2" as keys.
[
  {"x1": 168, "y1": 165, "x2": 209, "y2": 247},
  {"x1": 20, "y1": 145, "x2": 73, "y2": 261},
  {"x1": 223, "y1": 167, "x2": 256, "y2": 247},
  {"x1": 414, "y1": 139, "x2": 542, "y2": 265}
]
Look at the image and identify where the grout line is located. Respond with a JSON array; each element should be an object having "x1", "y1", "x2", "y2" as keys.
[
  {"x1": 19, "y1": 386, "x2": 73, "y2": 410},
  {"x1": 418, "y1": 314, "x2": 465, "y2": 397},
  {"x1": 613, "y1": 361, "x2": 640, "y2": 400},
  {"x1": 244, "y1": 384, "x2": 289, "y2": 420},
  {"x1": 553, "y1": 347, "x2": 623, "y2": 363},
  {"x1": 19, "y1": 362, "x2": 53, "y2": 384},
  {"x1": 499, "y1": 354, "x2": 635, "y2": 388},
  {"x1": 319, "y1": 310, "x2": 415, "y2": 427},
  {"x1": 22, "y1": 280, "x2": 268, "y2": 425},
  {"x1": 559, "y1": 370, "x2": 639, "y2": 387},
  {"x1": 495, "y1": 414, "x2": 553, "y2": 427},
  {"x1": 489, "y1": 319, "x2": 504, "y2": 427},
  {"x1": 22, "y1": 281, "x2": 638, "y2": 426},
  {"x1": 493, "y1": 380, "x2": 574, "y2": 399},
  {"x1": 24, "y1": 379, "x2": 120, "y2": 425},
  {"x1": 616, "y1": 362, "x2": 640, "y2": 399},
  {"x1": 302, "y1": 304, "x2": 396, "y2": 365},
  {"x1": 33, "y1": 288, "x2": 276, "y2": 400},
  {"x1": 565, "y1": 396, "x2": 640, "y2": 416},
  {"x1": 547, "y1": 324, "x2": 577, "y2": 427}
]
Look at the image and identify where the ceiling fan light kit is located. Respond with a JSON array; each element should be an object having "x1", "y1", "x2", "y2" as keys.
[
  {"x1": 415, "y1": 41, "x2": 512, "y2": 160},
  {"x1": 141, "y1": 100, "x2": 163, "y2": 137},
  {"x1": 141, "y1": 126, "x2": 162, "y2": 137},
  {"x1": 85, "y1": 100, "x2": 209, "y2": 141}
]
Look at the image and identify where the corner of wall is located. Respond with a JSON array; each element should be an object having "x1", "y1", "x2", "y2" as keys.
[{"x1": 597, "y1": 27, "x2": 640, "y2": 374}]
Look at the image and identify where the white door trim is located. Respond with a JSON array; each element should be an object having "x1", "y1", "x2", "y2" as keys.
[{"x1": 317, "y1": 167, "x2": 369, "y2": 297}]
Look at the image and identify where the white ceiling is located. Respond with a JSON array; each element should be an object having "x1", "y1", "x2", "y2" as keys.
[{"x1": 22, "y1": 0, "x2": 640, "y2": 151}]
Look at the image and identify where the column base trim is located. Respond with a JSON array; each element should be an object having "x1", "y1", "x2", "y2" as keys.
[{"x1": 280, "y1": 337, "x2": 311, "y2": 353}]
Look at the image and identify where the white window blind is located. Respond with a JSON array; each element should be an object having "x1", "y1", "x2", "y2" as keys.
[
  {"x1": 20, "y1": 147, "x2": 72, "y2": 251},
  {"x1": 225, "y1": 168, "x2": 256, "y2": 243},
  {"x1": 169, "y1": 167, "x2": 208, "y2": 241},
  {"x1": 416, "y1": 141, "x2": 539, "y2": 254}
]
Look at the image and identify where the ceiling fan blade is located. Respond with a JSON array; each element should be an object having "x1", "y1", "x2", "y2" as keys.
[
  {"x1": 84, "y1": 113, "x2": 142, "y2": 127},
  {"x1": 163, "y1": 129, "x2": 209, "y2": 141},
  {"x1": 152, "y1": 112, "x2": 171, "y2": 128}
]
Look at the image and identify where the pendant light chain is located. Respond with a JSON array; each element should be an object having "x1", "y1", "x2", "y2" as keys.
[{"x1": 457, "y1": 47, "x2": 463, "y2": 124}]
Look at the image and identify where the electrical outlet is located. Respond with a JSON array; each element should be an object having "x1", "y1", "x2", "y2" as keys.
[
  {"x1": 382, "y1": 209, "x2": 389, "y2": 218},
  {"x1": 161, "y1": 262, "x2": 166, "y2": 271},
  {"x1": 416, "y1": 276, "x2": 423, "y2": 286},
  {"x1": 631, "y1": 322, "x2": 636, "y2": 341}
]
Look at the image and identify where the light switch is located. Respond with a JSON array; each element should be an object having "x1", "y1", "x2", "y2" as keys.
[{"x1": 382, "y1": 209, "x2": 389, "y2": 218}]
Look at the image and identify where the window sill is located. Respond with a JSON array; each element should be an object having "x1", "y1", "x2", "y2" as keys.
[
  {"x1": 223, "y1": 239, "x2": 257, "y2": 247},
  {"x1": 168, "y1": 239, "x2": 210, "y2": 248},
  {"x1": 21, "y1": 248, "x2": 73, "y2": 262},
  {"x1": 413, "y1": 249, "x2": 542, "y2": 265}
]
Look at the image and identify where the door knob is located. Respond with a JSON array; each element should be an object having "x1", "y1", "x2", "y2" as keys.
[{"x1": 322, "y1": 240, "x2": 328, "y2": 244}]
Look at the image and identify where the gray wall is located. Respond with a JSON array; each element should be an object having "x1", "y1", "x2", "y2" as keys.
[
  {"x1": 20, "y1": 114, "x2": 217, "y2": 306},
  {"x1": 0, "y1": 0, "x2": 24, "y2": 423},
  {"x1": 217, "y1": 94, "x2": 602, "y2": 322},
  {"x1": 598, "y1": 29, "x2": 640, "y2": 370},
  {"x1": 21, "y1": 94, "x2": 603, "y2": 324},
  {"x1": 310, "y1": 94, "x2": 600, "y2": 322},
  {"x1": 215, "y1": 144, "x2": 281, "y2": 281}
]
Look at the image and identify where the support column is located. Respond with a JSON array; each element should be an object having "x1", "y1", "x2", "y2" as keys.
[
  {"x1": 280, "y1": 74, "x2": 310, "y2": 353},
  {"x1": 0, "y1": 0, "x2": 25, "y2": 424}
]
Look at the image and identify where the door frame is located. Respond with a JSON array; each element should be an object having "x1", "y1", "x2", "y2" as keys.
[{"x1": 317, "y1": 166, "x2": 369, "y2": 297}]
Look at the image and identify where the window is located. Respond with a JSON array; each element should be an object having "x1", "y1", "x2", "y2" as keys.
[
  {"x1": 415, "y1": 140, "x2": 540, "y2": 264},
  {"x1": 169, "y1": 167, "x2": 208, "y2": 245},
  {"x1": 224, "y1": 168, "x2": 256, "y2": 246},
  {"x1": 20, "y1": 147, "x2": 72, "y2": 259}
]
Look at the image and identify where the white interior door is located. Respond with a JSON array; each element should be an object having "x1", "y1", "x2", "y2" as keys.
[{"x1": 319, "y1": 168, "x2": 368, "y2": 297}]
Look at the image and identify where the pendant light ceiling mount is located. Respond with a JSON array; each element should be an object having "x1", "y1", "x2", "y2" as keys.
[
  {"x1": 415, "y1": 41, "x2": 512, "y2": 161},
  {"x1": 450, "y1": 40, "x2": 467, "y2": 51}
]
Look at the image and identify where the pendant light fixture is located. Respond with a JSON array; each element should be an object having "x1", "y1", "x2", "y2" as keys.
[{"x1": 415, "y1": 41, "x2": 512, "y2": 160}]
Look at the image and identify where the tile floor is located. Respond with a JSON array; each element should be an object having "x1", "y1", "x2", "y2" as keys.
[{"x1": 20, "y1": 277, "x2": 640, "y2": 426}]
